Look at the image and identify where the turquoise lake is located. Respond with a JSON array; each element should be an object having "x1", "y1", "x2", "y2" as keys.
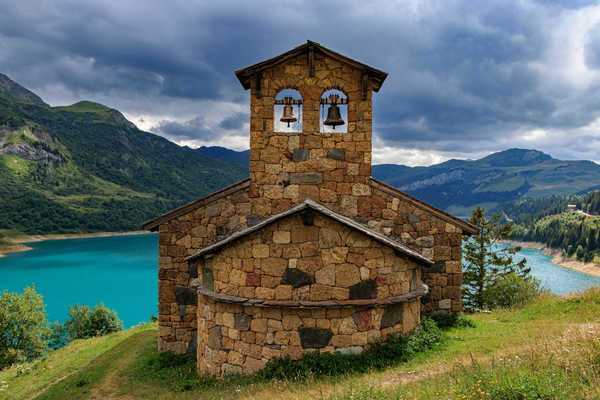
[{"x1": 1, "y1": 234, "x2": 600, "y2": 328}]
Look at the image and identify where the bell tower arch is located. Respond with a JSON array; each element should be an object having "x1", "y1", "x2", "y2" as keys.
[{"x1": 235, "y1": 41, "x2": 387, "y2": 215}]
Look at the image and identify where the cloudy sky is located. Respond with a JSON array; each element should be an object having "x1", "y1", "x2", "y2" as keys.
[{"x1": 2, "y1": 0, "x2": 600, "y2": 165}]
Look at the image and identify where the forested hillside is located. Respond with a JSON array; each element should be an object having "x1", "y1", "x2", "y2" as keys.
[
  {"x1": 0, "y1": 74, "x2": 248, "y2": 235},
  {"x1": 508, "y1": 191, "x2": 600, "y2": 262}
]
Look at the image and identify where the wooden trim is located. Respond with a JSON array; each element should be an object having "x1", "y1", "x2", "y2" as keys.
[{"x1": 235, "y1": 40, "x2": 388, "y2": 92}]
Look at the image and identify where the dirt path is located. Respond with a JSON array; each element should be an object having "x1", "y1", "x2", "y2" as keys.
[
  {"x1": 86, "y1": 332, "x2": 153, "y2": 400},
  {"x1": 31, "y1": 330, "x2": 154, "y2": 400}
]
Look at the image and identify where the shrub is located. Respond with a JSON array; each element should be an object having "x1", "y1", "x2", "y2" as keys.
[
  {"x1": 0, "y1": 286, "x2": 50, "y2": 368},
  {"x1": 62, "y1": 303, "x2": 123, "y2": 341},
  {"x1": 484, "y1": 273, "x2": 542, "y2": 309},
  {"x1": 429, "y1": 311, "x2": 476, "y2": 329}
]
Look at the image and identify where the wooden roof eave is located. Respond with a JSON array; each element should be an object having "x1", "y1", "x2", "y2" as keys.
[{"x1": 235, "y1": 40, "x2": 388, "y2": 92}]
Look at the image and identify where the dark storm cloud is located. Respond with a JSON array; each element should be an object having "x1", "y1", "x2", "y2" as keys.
[
  {"x1": 1, "y1": 0, "x2": 600, "y2": 162},
  {"x1": 154, "y1": 117, "x2": 215, "y2": 142},
  {"x1": 218, "y1": 113, "x2": 247, "y2": 130}
]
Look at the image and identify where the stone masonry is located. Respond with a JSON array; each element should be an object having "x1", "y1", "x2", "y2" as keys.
[{"x1": 143, "y1": 41, "x2": 477, "y2": 371}]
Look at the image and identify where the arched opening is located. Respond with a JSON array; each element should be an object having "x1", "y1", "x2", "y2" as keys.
[
  {"x1": 274, "y1": 89, "x2": 303, "y2": 132},
  {"x1": 320, "y1": 89, "x2": 348, "y2": 133}
]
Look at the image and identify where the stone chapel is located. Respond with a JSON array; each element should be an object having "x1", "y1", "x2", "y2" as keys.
[{"x1": 143, "y1": 41, "x2": 478, "y2": 376}]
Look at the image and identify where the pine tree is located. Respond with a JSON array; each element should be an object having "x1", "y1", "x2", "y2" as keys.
[{"x1": 463, "y1": 206, "x2": 530, "y2": 311}]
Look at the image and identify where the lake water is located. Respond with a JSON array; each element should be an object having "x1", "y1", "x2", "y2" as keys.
[
  {"x1": 0, "y1": 234, "x2": 158, "y2": 328},
  {"x1": 1, "y1": 234, "x2": 599, "y2": 327}
]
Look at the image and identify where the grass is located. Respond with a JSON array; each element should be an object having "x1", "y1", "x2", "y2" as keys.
[{"x1": 2, "y1": 288, "x2": 600, "y2": 400}]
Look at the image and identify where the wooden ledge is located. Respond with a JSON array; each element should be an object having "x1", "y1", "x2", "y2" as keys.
[{"x1": 197, "y1": 283, "x2": 428, "y2": 309}]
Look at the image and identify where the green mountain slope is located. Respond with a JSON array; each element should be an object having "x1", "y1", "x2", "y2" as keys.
[
  {"x1": 372, "y1": 149, "x2": 600, "y2": 214},
  {"x1": 0, "y1": 75, "x2": 248, "y2": 235}
]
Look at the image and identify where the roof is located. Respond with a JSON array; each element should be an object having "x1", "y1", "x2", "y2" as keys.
[
  {"x1": 186, "y1": 198, "x2": 433, "y2": 265},
  {"x1": 141, "y1": 178, "x2": 250, "y2": 231},
  {"x1": 368, "y1": 178, "x2": 479, "y2": 235},
  {"x1": 235, "y1": 40, "x2": 388, "y2": 92}
]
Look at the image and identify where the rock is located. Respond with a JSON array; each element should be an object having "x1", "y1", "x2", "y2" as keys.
[
  {"x1": 175, "y1": 285, "x2": 197, "y2": 305},
  {"x1": 335, "y1": 346, "x2": 363, "y2": 355},
  {"x1": 281, "y1": 268, "x2": 315, "y2": 288},
  {"x1": 298, "y1": 327, "x2": 333, "y2": 349},
  {"x1": 349, "y1": 279, "x2": 377, "y2": 300},
  {"x1": 416, "y1": 236, "x2": 434, "y2": 247},
  {"x1": 352, "y1": 310, "x2": 373, "y2": 331},
  {"x1": 438, "y1": 299, "x2": 452, "y2": 309},
  {"x1": 207, "y1": 326, "x2": 222, "y2": 350},
  {"x1": 381, "y1": 304, "x2": 403, "y2": 329},
  {"x1": 424, "y1": 261, "x2": 445, "y2": 273},
  {"x1": 408, "y1": 213, "x2": 420, "y2": 223},
  {"x1": 315, "y1": 264, "x2": 335, "y2": 286},
  {"x1": 335, "y1": 263, "x2": 361, "y2": 287},
  {"x1": 234, "y1": 313, "x2": 252, "y2": 330},
  {"x1": 293, "y1": 148, "x2": 310, "y2": 162},
  {"x1": 273, "y1": 231, "x2": 291, "y2": 244},
  {"x1": 289, "y1": 172, "x2": 323, "y2": 185},
  {"x1": 205, "y1": 204, "x2": 221, "y2": 218},
  {"x1": 327, "y1": 148, "x2": 345, "y2": 161},
  {"x1": 246, "y1": 216, "x2": 265, "y2": 227}
]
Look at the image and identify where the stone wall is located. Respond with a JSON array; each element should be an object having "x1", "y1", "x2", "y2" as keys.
[
  {"x1": 195, "y1": 211, "x2": 424, "y2": 376},
  {"x1": 197, "y1": 299, "x2": 420, "y2": 377},
  {"x1": 156, "y1": 180, "x2": 464, "y2": 354},
  {"x1": 197, "y1": 213, "x2": 422, "y2": 303}
]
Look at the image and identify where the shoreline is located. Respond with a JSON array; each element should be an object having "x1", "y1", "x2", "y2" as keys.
[
  {"x1": 0, "y1": 230, "x2": 154, "y2": 258},
  {"x1": 502, "y1": 240, "x2": 600, "y2": 278}
]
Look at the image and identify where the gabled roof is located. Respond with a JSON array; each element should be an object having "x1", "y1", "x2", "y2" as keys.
[
  {"x1": 235, "y1": 40, "x2": 388, "y2": 92},
  {"x1": 141, "y1": 179, "x2": 250, "y2": 232},
  {"x1": 186, "y1": 198, "x2": 433, "y2": 265},
  {"x1": 368, "y1": 178, "x2": 479, "y2": 235}
]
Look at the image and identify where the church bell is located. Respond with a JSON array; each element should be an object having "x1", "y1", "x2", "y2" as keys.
[
  {"x1": 324, "y1": 104, "x2": 344, "y2": 129},
  {"x1": 280, "y1": 105, "x2": 297, "y2": 127}
]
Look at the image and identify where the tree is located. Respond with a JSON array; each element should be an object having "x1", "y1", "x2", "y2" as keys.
[
  {"x1": 463, "y1": 206, "x2": 531, "y2": 311},
  {"x1": 62, "y1": 303, "x2": 123, "y2": 341},
  {"x1": 0, "y1": 286, "x2": 50, "y2": 368}
]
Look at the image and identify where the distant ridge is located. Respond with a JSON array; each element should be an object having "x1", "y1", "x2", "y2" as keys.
[{"x1": 194, "y1": 146, "x2": 249, "y2": 166}]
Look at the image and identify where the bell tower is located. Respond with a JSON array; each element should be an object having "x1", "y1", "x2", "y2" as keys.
[{"x1": 235, "y1": 41, "x2": 387, "y2": 217}]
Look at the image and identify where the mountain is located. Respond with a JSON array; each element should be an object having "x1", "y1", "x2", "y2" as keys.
[
  {"x1": 370, "y1": 149, "x2": 600, "y2": 215},
  {"x1": 0, "y1": 74, "x2": 248, "y2": 235},
  {"x1": 193, "y1": 146, "x2": 249, "y2": 165}
]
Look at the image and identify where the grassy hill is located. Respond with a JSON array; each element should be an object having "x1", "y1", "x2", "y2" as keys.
[
  {"x1": 2, "y1": 288, "x2": 599, "y2": 399},
  {"x1": 0, "y1": 74, "x2": 248, "y2": 236}
]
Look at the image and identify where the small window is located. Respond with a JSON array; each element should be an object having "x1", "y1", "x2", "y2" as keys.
[
  {"x1": 320, "y1": 89, "x2": 348, "y2": 133},
  {"x1": 274, "y1": 89, "x2": 302, "y2": 132}
]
